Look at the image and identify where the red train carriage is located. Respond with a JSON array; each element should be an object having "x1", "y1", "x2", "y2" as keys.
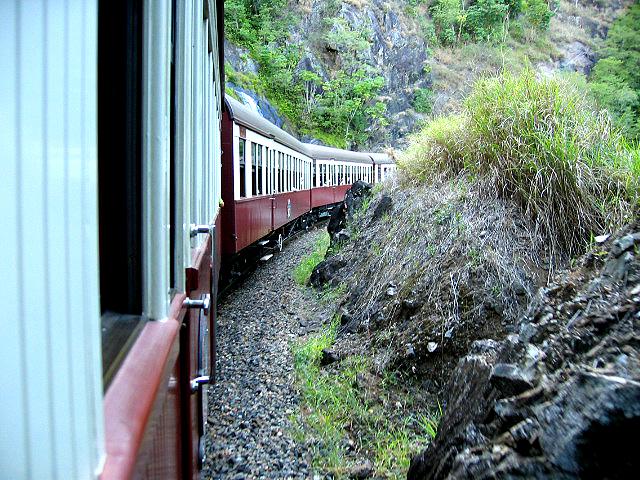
[
  {"x1": 1, "y1": 0, "x2": 396, "y2": 477},
  {"x1": 219, "y1": 96, "x2": 392, "y2": 280},
  {"x1": 221, "y1": 96, "x2": 315, "y2": 256},
  {"x1": 2, "y1": 0, "x2": 225, "y2": 478},
  {"x1": 304, "y1": 144, "x2": 375, "y2": 208}
]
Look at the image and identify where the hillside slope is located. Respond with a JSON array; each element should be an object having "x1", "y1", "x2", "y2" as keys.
[
  {"x1": 224, "y1": 0, "x2": 634, "y2": 150},
  {"x1": 291, "y1": 70, "x2": 638, "y2": 478}
]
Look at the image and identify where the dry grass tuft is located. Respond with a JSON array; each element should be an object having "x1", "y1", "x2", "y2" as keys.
[{"x1": 399, "y1": 69, "x2": 639, "y2": 259}]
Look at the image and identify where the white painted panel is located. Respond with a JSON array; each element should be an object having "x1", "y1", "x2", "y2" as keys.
[
  {"x1": 191, "y1": 0, "x2": 204, "y2": 231},
  {"x1": 143, "y1": 0, "x2": 172, "y2": 318},
  {"x1": 0, "y1": 0, "x2": 104, "y2": 478},
  {"x1": 174, "y1": 0, "x2": 193, "y2": 284},
  {"x1": 0, "y1": 1, "x2": 29, "y2": 477}
]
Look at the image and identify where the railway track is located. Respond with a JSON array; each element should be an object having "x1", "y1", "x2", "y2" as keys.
[{"x1": 203, "y1": 228, "x2": 333, "y2": 478}]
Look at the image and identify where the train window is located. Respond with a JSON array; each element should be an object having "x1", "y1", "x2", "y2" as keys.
[
  {"x1": 293, "y1": 156, "x2": 297, "y2": 190},
  {"x1": 286, "y1": 155, "x2": 291, "y2": 192},
  {"x1": 264, "y1": 147, "x2": 268, "y2": 195},
  {"x1": 256, "y1": 144, "x2": 263, "y2": 195},
  {"x1": 293, "y1": 157, "x2": 297, "y2": 190},
  {"x1": 283, "y1": 154, "x2": 287, "y2": 191},
  {"x1": 251, "y1": 142, "x2": 257, "y2": 196},
  {"x1": 274, "y1": 151, "x2": 278, "y2": 193},
  {"x1": 239, "y1": 138, "x2": 246, "y2": 198},
  {"x1": 290, "y1": 156, "x2": 294, "y2": 191},
  {"x1": 98, "y1": 0, "x2": 146, "y2": 389},
  {"x1": 283, "y1": 152, "x2": 286, "y2": 192},
  {"x1": 267, "y1": 150, "x2": 272, "y2": 194},
  {"x1": 264, "y1": 147, "x2": 271, "y2": 195},
  {"x1": 278, "y1": 152, "x2": 282, "y2": 193}
]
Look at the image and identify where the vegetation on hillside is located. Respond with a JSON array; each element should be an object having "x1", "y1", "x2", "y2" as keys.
[
  {"x1": 589, "y1": 1, "x2": 640, "y2": 141},
  {"x1": 399, "y1": 70, "x2": 639, "y2": 258},
  {"x1": 291, "y1": 318, "x2": 440, "y2": 478},
  {"x1": 292, "y1": 232, "x2": 330, "y2": 285},
  {"x1": 427, "y1": 0, "x2": 553, "y2": 45},
  {"x1": 224, "y1": 0, "x2": 387, "y2": 148}
]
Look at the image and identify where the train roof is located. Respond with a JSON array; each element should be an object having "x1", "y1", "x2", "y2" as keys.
[
  {"x1": 368, "y1": 152, "x2": 395, "y2": 165},
  {"x1": 224, "y1": 95, "x2": 307, "y2": 154},
  {"x1": 224, "y1": 94, "x2": 395, "y2": 165},
  {"x1": 303, "y1": 143, "x2": 374, "y2": 164}
]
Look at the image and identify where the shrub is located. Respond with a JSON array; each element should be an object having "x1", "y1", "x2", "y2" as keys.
[
  {"x1": 522, "y1": 0, "x2": 553, "y2": 30},
  {"x1": 431, "y1": 0, "x2": 462, "y2": 45},
  {"x1": 465, "y1": 0, "x2": 510, "y2": 41},
  {"x1": 430, "y1": 0, "x2": 551, "y2": 45},
  {"x1": 399, "y1": 70, "x2": 639, "y2": 257},
  {"x1": 588, "y1": 2, "x2": 640, "y2": 141},
  {"x1": 413, "y1": 87, "x2": 435, "y2": 114}
]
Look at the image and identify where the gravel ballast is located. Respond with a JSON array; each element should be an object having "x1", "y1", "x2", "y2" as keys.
[{"x1": 203, "y1": 227, "x2": 330, "y2": 479}]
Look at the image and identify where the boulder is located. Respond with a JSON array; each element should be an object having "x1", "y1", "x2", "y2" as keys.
[
  {"x1": 327, "y1": 180, "x2": 372, "y2": 249},
  {"x1": 308, "y1": 256, "x2": 347, "y2": 288}
]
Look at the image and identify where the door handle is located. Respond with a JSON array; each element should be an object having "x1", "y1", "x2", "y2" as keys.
[
  {"x1": 190, "y1": 375, "x2": 210, "y2": 393},
  {"x1": 190, "y1": 224, "x2": 214, "y2": 237},
  {"x1": 183, "y1": 294, "x2": 211, "y2": 315}
]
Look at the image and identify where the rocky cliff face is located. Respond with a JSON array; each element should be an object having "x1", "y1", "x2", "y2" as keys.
[
  {"x1": 407, "y1": 222, "x2": 640, "y2": 479},
  {"x1": 226, "y1": 0, "x2": 431, "y2": 148},
  {"x1": 294, "y1": 0, "x2": 431, "y2": 147},
  {"x1": 225, "y1": 1, "x2": 634, "y2": 149}
]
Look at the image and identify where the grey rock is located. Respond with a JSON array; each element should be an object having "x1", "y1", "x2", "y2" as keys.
[
  {"x1": 612, "y1": 234, "x2": 636, "y2": 257},
  {"x1": 320, "y1": 349, "x2": 341, "y2": 366},
  {"x1": 490, "y1": 364, "x2": 535, "y2": 397},
  {"x1": 370, "y1": 195, "x2": 393, "y2": 223},
  {"x1": 349, "y1": 460, "x2": 374, "y2": 479}
]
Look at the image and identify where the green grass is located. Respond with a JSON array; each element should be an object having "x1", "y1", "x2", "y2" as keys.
[
  {"x1": 399, "y1": 69, "x2": 640, "y2": 258},
  {"x1": 291, "y1": 319, "x2": 440, "y2": 478},
  {"x1": 292, "y1": 232, "x2": 330, "y2": 285}
]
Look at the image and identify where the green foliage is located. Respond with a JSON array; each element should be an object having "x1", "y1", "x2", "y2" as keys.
[
  {"x1": 292, "y1": 232, "x2": 330, "y2": 285},
  {"x1": 224, "y1": 0, "x2": 387, "y2": 149},
  {"x1": 431, "y1": 0, "x2": 462, "y2": 45},
  {"x1": 399, "y1": 69, "x2": 639, "y2": 257},
  {"x1": 465, "y1": 0, "x2": 510, "y2": 41},
  {"x1": 522, "y1": 0, "x2": 553, "y2": 30},
  {"x1": 291, "y1": 320, "x2": 439, "y2": 477},
  {"x1": 311, "y1": 71, "x2": 387, "y2": 148},
  {"x1": 589, "y1": 2, "x2": 640, "y2": 141},
  {"x1": 413, "y1": 87, "x2": 434, "y2": 114},
  {"x1": 429, "y1": 0, "x2": 551, "y2": 45}
]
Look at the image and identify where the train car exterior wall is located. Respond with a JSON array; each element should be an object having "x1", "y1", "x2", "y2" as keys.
[
  {"x1": 1, "y1": 0, "x2": 224, "y2": 478},
  {"x1": 0, "y1": 1, "x2": 105, "y2": 477}
]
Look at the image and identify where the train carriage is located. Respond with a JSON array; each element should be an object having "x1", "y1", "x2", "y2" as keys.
[
  {"x1": 221, "y1": 96, "x2": 315, "y2": 256},
  {"x1": 0, "y1": 1, "x2": 396, "y2": 477},
  {"x1": 2, "y1": 0, "x2": 225, "y2": 478},
  {"x1": 304, "y1": 144, "x2": 375, "y2": 208}
]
